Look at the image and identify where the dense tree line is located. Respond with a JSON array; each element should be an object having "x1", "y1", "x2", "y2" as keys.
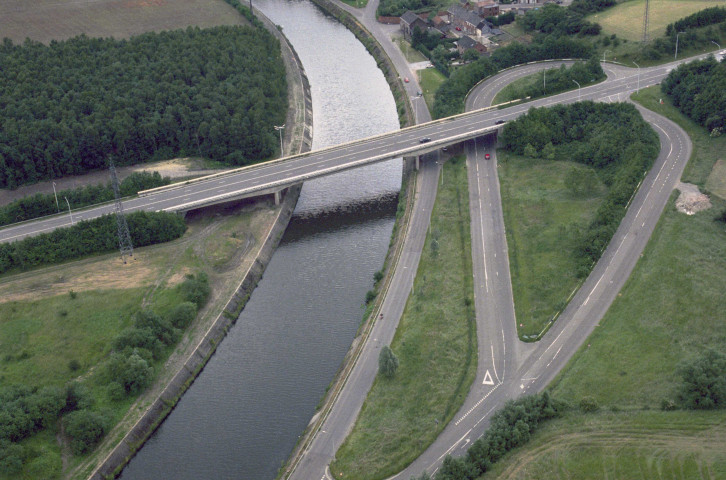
[
  {"x1": 519, "y1": 3, "x2": 603, "y2": 37},
  {"x1": 500, "y1": 102, "x2": 659, "y2": 273},
  {"x1": 666, "y1": 6, "x2": 726, "y2": 36},
  {"x1": 377, "y1": 0, "x2": 445, "y2": 18},
  {"x1": 0, "y1": 25, "x2": 287, "y2": 188},
  {"x1": 0, "y1": 171, "x2": 170, "y2": 227},
  {"x1": 486, "y1": 11, "x2": 516, "y2": 27},
  {"x1": 504, "y1": 57, "x2": 604, "y2": 102},
  {"x1": 411, "y1": 393, "x2": 566, "y2": 480},
  {"x1": 642, "y1": 9, "x2": 726, "y2": 61},
  {"x1": 661, "y1": 56, "x2": 726, "y2": 133},
  {"x1": 433, "y1": 36, "x2": 593, "y2": 118},
  {"x1": 0, "y1": 211, "x2": 186, "y2": 274}
]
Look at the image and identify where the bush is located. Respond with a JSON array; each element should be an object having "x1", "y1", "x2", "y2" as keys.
[
  {"x1": 168, "y1": 302, "x2": 198, "y2": 329},
  {"x1": 677, "y1": 349, "x2": 726, "y2": 409},
  {"x1": 579, "y1": 396, "x2": 600, "y2": 412},
  {"x1": 179, "y1": 272, "x2": 211, "y2": 309},
  {"x1": 134, "y1": 310, "x2": 177, "y2": 346},
  {"x1": 64, "y1": 382, "x2": 93, "y2": 413},
  {"x1": 63, "y1": 410, "x2": 108, "y2": 455},
  {"x1": 105, "y1": 351, "x2": 153, "y2": 396},
  {"x1": 113, "y1": 327, "x2": 163, "y2": 359},
  {"x1": 0, "y1": 440, "x2": 24, "y2": 475},
  {"x1": 378, "y1": 345, "x2": 399, "y2": 379}
]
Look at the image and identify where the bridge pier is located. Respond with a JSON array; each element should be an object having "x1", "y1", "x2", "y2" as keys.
[
  {"x1": 274, "y1": 190, "x2": 281, "y2": 206},
  {"x1": 415, "y1": 155, "x2": 420, "y2": 171}
]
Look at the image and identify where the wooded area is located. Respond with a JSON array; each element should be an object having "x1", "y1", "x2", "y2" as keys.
[
  {"x1": 0, "y1": 25, "x2": 287, "y2": 188},
  {"x1": 661, "y1": 56, "x2": 726, "y2": 133}
]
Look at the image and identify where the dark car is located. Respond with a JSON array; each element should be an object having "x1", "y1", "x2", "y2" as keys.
[
  {"x1": 420, "y1": 137, "x2": 431, "y2": 143},
  {"x1": 495, "y1": 120, "x2": 505, "y2": 125}
]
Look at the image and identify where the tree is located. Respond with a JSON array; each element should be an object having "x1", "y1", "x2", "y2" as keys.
[
  {"x1": 168, "y1": 302, "x2": 198, "y2": 329},
  {"x1": 678, "y1": 349, "x2": 726, "y2": 409},
  {"x1": 106, "y1": 351, "x2": 153, "y2": 395},
  {"x1": 63, "y1": 410, "x2": 108, "y2": 455},
  {"x1": 378, "y1": 345, "x2": 399, "y2": 379}
]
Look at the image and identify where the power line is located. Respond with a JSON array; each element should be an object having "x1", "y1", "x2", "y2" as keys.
[{"x1": 109, "y1": 159, "x2": 134, "y2": 264}]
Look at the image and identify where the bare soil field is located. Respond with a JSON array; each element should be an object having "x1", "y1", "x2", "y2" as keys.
[{"x1": 0, "y1": 0, "x2": 248, "y2": 44}]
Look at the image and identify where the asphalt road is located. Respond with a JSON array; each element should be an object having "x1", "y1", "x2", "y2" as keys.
[{"x1": 287, "y1": 41, "x2": 696, "y2": 480}]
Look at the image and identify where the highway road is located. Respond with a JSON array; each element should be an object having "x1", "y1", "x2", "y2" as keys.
[
  {"x1": 0, "y1": 53, "x2": 698, "y2": 246},
  {"x1": 394, "y1": 60, "x2": 693, "y2": 478}
]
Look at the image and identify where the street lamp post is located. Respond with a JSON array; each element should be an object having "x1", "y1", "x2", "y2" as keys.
[
  {"x1": 543, "y1": 68, "x2": 546, "y2": 94},
  {"x1": 675, "y1": 31, "x2": 686, "y2": 60},
  {"x1": 712, "y1": 40, "x2": 722, "y2": 50},
  {"x1": 64, "y1": 197, "x2": 73, "y2": 225},
  {"x1": 572, "y1": 79, "x2": 581, "y2": 102},
  {"x1": 602, "y1": 49, "x2": 611, "y2": 62},
  {"x1": 274, "y1": 124, "x2": 285, "y2": 158},
  {"x1": 52, "y1": 182, "x2": 59, "y2": 212},
  {"x1": 633, "y1": 60, "x2": 640, "y2": 92}
]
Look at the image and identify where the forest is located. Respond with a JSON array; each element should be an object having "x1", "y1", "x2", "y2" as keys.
[
  {"x1": 0, "y1": 25, "x2": 287, "y2": 189},
  {"x1": 661, "y1": 56, "x2": 726, "y2": 133},
  {"x1": 500, "y1": 102, "x2": 660, "y2": 272}
]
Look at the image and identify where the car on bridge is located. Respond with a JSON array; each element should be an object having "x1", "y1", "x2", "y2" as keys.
[{"x1": 420, "y1": 137, "x2": 431, "y2": 143}]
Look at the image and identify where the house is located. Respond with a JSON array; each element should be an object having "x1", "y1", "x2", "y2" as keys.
[
  {"x1": 476, "y1": 1, "x2": 499, "y2": 17},
  {"x1": 448, "y1": 5, "x2": 484, "y2": 35},
  {"x1": 456, "y1": 35, "x2": 488, "y2": 55},
  {"x1": 400, "y1": 11, "x2": 429, "y2": 39}
]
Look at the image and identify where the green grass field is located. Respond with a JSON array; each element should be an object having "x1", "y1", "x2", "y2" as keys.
[
  {"x1": 549, "y1": 85, "x2": 726, "y2": 409},
  {"x1": 418, "y1": 67, "x2": 447, "y2": 112},
  {"x1": 396, "y1": 37, "x2": 429, "y2": 63},
  {"x1": 498, "y1": 153, "x2": 607, "y2": 338},
  {"x1": 587, "y1": 0, "x2": 724, "y2": 41},
  {"x1": 330, "y1": 155, "x2": 477, "y2": 480},
  {"x1": 481, "y1": 410, "x2": 726, "y2": 480}
]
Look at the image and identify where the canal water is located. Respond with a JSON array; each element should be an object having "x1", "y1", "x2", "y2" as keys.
[{"x1": 118, "y1": 1, "x2": 401, "y2": 479}]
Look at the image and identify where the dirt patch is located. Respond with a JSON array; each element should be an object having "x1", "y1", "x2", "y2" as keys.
[
  {"x1": 705, "y1": 158, "x2": 726, "y2": 201},
  {"x1": 675, "y1": 182, "x2": 712, "y2": 215}
]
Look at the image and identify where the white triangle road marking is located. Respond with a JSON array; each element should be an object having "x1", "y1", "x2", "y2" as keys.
[{"x1": 482, "y1": 369, "x2": 494, "y2": 385}]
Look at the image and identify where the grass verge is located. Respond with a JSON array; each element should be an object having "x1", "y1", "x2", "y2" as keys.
[
  {"x1": 549, "y1": 85, "x2": 726, "y2": 407},
  {"x1": 330, "y1": 155, "x2": 477, "y2": 480},
  {"x1": 418, "y1": 67, "x2": 447, "y2": 112},
  {"x1": 395, "y1": 37, "x2": 429, "y2": 63},
  {"x1": 480, "y1": 409, "x2": 726, "y2": 479},
  {"x1": 498, "y1": 153, "x2": 606, "y2": 338},
  {"x1": 491, "y1": 68, "x2": 603, "y2": 106}
]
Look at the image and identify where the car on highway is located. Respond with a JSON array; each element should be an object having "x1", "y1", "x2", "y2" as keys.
[
  {"x1": 495, "y1": 120, "x2": 505, "y2": 125},
  {"x1": 485, "y1": 153, "x2": 491, "y2": 159},
  {"x1": 420, "y1": 137, "x2": 431, "y2": 143}
]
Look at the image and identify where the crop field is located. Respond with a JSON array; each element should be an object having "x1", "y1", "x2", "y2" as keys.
[
  {"x1": 481, "y1": 410, "x2": 726, "y2": 480},
  {"x1": 587, "y1": 0, "x2": 726, "y2": 41},
  {"x1": 0, "y1": 0, "x2": 247, "y2": 44}
]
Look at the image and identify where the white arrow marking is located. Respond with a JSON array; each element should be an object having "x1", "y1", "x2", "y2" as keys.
[{"x1": 482, "y1": 370, "x2": 494, "y2": 385}]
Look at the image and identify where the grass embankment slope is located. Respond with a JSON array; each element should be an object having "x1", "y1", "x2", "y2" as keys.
[
  {"x1": 419, "y1": 67, "x2": 447, "y2": 112},
  {"x1": 0, "y1": 201, "x2": 279, "y2": 479},
  {"x1": 0, "y1": 0, "x2": 249, "y2": 44},
  {"x1": 331, "y1": 155, "x2": 477, "y2": 480},
  {"x1": 587, "y1": 0, "x2": 723, "y2": 41},
  {"x1": 498, "y1": 154, "x2": 606, "y2": 338},
  {"x1": 481, "y1": 85, "x2": 726, "y2": 478}
]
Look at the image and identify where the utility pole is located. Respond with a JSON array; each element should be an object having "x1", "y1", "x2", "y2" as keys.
[
  {"x1": 52, "y1": 182, "x2": 59, "y2": 212},
  {"x1": 109, "y1": 159, "x2": 134, "y2": 264},
  {"x1": 543, "y1": 68, "x2": 546, "y2": 94}
]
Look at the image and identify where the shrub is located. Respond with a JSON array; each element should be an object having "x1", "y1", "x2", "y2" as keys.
[
  {"x1": 63, "y1": 410, "x2": 108, "y2": 455},
  {"x1": 168, "y1": 302, "x2": 198, "y2": 329},
  {"x1": 378, "y1": 345, "x2": 399, "y2": 379},
  {"x1": 0, "y1": 440, "x2": 24, "y2": 475},
  {"x1": 579, "y1": 396, "x2": 600, "y2": 412},
  {"x1": 179, "y1": 272, "x2": 211, "y2": 309},
  {"x1": 105, "y1": 351, "x2": 153, "y2": 396},
  {"x1": 134, "y1": 310, "x2": 177, "y2": 346},
  {"x1": 64, "y1": 383, "x2": 93, "y2": 413},
  {"x1": 677, "y1": 349, "x2": 726, "y2": 409}
]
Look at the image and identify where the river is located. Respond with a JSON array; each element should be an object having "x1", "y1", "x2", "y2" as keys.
[{"x1": 118, "y1": 1, "x2": 401, "y2": 478}]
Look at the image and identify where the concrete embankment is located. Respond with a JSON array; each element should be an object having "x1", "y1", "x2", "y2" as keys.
[{"x1": 86, "y1": 10, "x2": 313, "y2": 480}]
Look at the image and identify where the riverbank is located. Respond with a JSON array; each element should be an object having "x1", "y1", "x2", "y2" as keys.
[{"x1": 77, "y1": 9, "x2": 314, "y2": 479}]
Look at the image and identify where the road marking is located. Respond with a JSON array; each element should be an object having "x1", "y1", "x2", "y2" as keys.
[
  {"x1": 482, "y1": 370, "x2": 494, "y2": 385},
  {"x1": 455, "y1": 384, "x2": 500, "y2": 425}
]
